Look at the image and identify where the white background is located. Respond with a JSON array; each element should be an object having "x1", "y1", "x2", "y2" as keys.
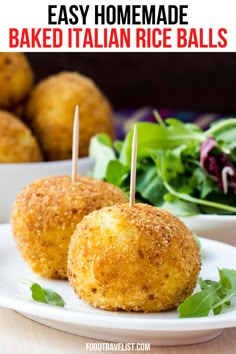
[{"x1": 0, "y1": 0, "x2": 235, "y2": 51}]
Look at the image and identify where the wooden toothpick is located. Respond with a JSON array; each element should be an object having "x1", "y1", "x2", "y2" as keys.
[
  {"x1": 72, "y1": 105, "x2": 79, "y2": 183},
  {"x1": 129, "y1": 124, "x2": 137, "y2": 208}
]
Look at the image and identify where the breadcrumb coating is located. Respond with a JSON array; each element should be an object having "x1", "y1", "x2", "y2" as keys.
[
  {"x1": 11, "y1": 176, "x2": 128, "y2": 279},
  {"x1": 0, "y1": 53, "x2": 33, "y2": 109},
  {"x1": 68, "y1": 203, "x2": 201, "y2": 312},
  {"x1": 25, "y1": 71, "x2": 114, "y2": 160},
  {"x1": 0, "y1": 110, "x2": 42, "y2": 162}
]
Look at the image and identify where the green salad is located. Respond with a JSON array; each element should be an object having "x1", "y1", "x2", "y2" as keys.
[{"x1": 89, "y1": 113, "x2": 236, "y2": 216}]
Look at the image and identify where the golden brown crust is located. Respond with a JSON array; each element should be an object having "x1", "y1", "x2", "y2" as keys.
[
  {"x1": 25, "y1": 71, "x2": 114, "y2": 160},
  {"x1": 11, "y1": 176, "x2": 127, "y2": 279},
  {"x1": 0, "y1": 53, "x2": 33, "y2": 109},
  {"x1": 68, "y1": 203, "x2": 201, "y2": 312},
  {"x1": 0, "y1": 110, "x2": 43, "y2": 162}
]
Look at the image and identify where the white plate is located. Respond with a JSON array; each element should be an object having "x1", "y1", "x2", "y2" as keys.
[
  {"x1": 1, "y1": 224, "x2": 236, "y2": 347},
  {"x1": 180, "y1": 214, "x2": 236, "y2": 246}
]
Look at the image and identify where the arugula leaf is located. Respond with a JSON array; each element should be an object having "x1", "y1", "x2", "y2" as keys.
[
  {"x1": 205, "y1": 118, "x2": 236, "y2": 152},
  {"x1": 43, "y1": 288, "x2": 65, "y2": 307},
  {"x1": 178, "y1": 268, "x2": 236, "y2": 318},
  {"x1": 89, "y1": 133, "x2": 116, "y2": 180},
  {"x1": 136, "y1": 164, "x2": 167, "y2": 206},
  {"x1": 30, "y1": 283, "x2": 47, "y2": 303},
  {"x1": 219, "y1": 268, "x2": 236, "y2": 288},
  {"x1": 119, "y1": 121, "x2": 204, "y2": 165},
  {"x1": 30, "y1": 282, "x2": 65, "y2": 307},
  {"x1": 159, "y1": 151, "x2": 236, "y2": 214},
  {"x1": 106, "y1": 160, "x2": 129, "y2": 187},
  {"x1": 113, "y1": 140, "x2": 124, "y2": 154},
  {"x1": 178, "y1": 287, "x2": 220, "y2": 318},
  {"x1": 189, "y1": 167, "x2": 219, "y2": 199},
  {"x1": 161, "y1": 200, "x2": 200, "y2": 216}
]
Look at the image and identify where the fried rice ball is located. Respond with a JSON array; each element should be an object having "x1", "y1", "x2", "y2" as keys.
[
  {"x1": 0, "y1": 110, "x2": 43, "y2": 162},
  {"x1": 25, "y1": 71, "x2": 114, "y2": 160},
  {"x1": 11, "y1": 176, "x2": 128, "y2": 279},
  {"x1": 68, "y1": 203, "x2": 201, "y2": 312},
  {"x1": 0, "y1": 53, "x2": 33, "y2": 109}
]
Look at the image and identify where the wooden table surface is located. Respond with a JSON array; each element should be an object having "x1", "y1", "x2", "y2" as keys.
[{"x1": 0, "y1": 306, "x2": 235, "y2": 354}]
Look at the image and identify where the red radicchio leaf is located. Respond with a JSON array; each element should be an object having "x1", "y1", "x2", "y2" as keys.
[{"x1": 200, "y1": 137, "x2": 236, "y2": 194}]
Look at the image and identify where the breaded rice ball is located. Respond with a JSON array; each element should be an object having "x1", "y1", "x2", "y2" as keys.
[
  {"x1": 0, "y1": 53, "x2": 33, "y2": 109},
  {"x1": 25, "y1": 72, "x2": 114, "y2": 160},
  {"x1": 0, "y1": 110, "x2": 43, "y2": 162},
  {"x1": 68, "y1": 203, "x2": 201, "y2": 312},
  {"x1": 11, "y1": 176, "x2": 128, "y2": 279}
]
